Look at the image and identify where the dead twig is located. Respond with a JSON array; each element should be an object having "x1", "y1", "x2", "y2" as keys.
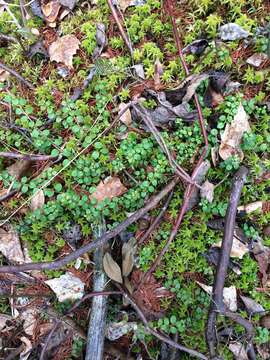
[
  {"x1": 66, "y1": 291, "x2": 122, "y2": 315},
  {"x1": 106, "y1": 0, "x2": 134, "y2": 57},
  {"x1": 85, "y1": 222, "x2": 108, "y2": 360},
  {"x1": 138, "y1": 190, "x2": 174, "y2": 245},
  {"x1": 0, "y1": 151, "x2": 57, "y2": 161},
  {"x1": 0, "y1": 178, "x2": 178, "y2": 273},
  {"x1": 121, "y1": 287, "x2": 208, "y2": 360},
  {"x1": 132, "y1": 103, "x2": 200, "y2": 187},
  {"x1": 0, "y1": 190, "x2": 18, "y2": 203},
  {"x1": 40, "y1": 321, "x2": 61, "y2": 360},
  {"x1": 205, "y1": 166, "x2": 255, "y2": 359},
  {"x1": 138, "y1": 0, "x2": 209, "y2": 280},
  {"x1": 0, "y1": 61, "x2": 34, "y2": 90}
]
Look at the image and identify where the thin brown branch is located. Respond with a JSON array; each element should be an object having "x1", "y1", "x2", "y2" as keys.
[
  {"x1": 138, "y1": 0, "x2": 210, "y2": 281},
  {"x1": 66, "y1": 291, "x2": 122, "y2": 315},
  {"x1": 0, "y1": 61, "x2": 34, "y2": 90},
  {"x1": 121, "y1": 287, "x2": 208, "y2": 360},
  {"x1": 138, "y1": 190, "x2": 173, "y2": 245},
  {"x1": 40, "y1": 321, "x2": 60, "y2": 360},
  {"x1": 206, "y1": 166, "x2": 252, "y2": 359},
  {"x1": 0, "y1": 178, "x2": 178, "y2": 273},
  {"x1": 132, "y1": 103, "x2": 199, "y2": 187},
  {"x1": 106, "y1": 0, "x2": 134, "y2": 57},
  {"x1": 0, "y1": 190, "x2": 18, "y2": 203},
  {"x1": 0, "y1": 152, "x2": 57, "y2": 161}
]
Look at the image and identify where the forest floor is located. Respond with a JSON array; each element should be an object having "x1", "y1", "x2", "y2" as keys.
[{"x1": 0, "y1": 0, "x2": 270, "y2": 359}]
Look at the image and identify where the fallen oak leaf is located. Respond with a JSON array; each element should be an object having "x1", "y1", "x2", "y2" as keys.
[
  {"x1": 91, "y1": 176, "x2": 127, "y2": 203},
  {"x1": 103, "y1": 252, "x2": 123, "y2": 283},
  {"x1": 219, "y1": 102, "x2": 251, "y2": 161},
  {"x1": 48, "y1": 35, "x2": 80, "y2": 68}
]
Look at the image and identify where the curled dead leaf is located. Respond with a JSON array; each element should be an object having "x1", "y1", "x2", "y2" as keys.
[
  {"x1": 48, "y1": 35, "x2": 80, "y2": 68},
  {"x1": 103, "y1": 252, "x2": 123, "y2": 283},
  {"x1": 0, "y1": 69, "x2": 9, "y2": 82},
  {"x1": 41, "y1": 0, "x2": 61, "y2": 23},
  {"x1": 219, "y1": 103, "x2": 251, "y2": 161},
  {"x1": 91, "y1": 176, "x2": 127, "y2": 203},
  {"x1": 122, "y1": 237, "x2": 136, "y2": 277}
]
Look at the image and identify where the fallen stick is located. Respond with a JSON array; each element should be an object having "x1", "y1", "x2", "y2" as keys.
[
  {"x1": 138, "y1": 190, "x2": 174, "y2": 245},
  {"x1": 0, "y1": 61, "x2": 34, "y2": 90},
  {"x1": 132, "y1": 103, "x2": 199, "y2": 187},
  {"x1": 40, "y1": 321, "x2": 60, "y2": 360},
  {"x1": 0, "y1": 190, "x2": 18, "y2": 203},
  {"x1": 121, "y1": 287, "x2": 208, "y2": 360},
  {"x1": 85, "y1": 222, "x2": 108, "y2": 360},
  {"x1": 106, "y1": 0, "x2": 134, "y2": 57},
  {"x1": 205, "y1": 166, "x2": 256, "y2": 359},
  {"x1": 138, "y1": 0, "x2": 209, "y2": 280},
  {"x1": 0, "y1": 151, "x2": 57, "y2": 161},
  {"x1": 0, "y1": 178, "x2": 178, "y2": 273}
]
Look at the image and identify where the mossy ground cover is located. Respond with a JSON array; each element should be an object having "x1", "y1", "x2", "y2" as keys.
[{"x1": 0, "y1": 0, "x2": 270, "y2": 358}]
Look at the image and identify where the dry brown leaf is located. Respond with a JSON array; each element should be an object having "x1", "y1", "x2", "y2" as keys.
[
  {"x1": 45, "y1": 272, "x2": 85, "y2": 302},
  {"x1": 229, "y1": 342, "x2": 248, "y2": 360},
  {"x1": 41, "y1": 0, "x2": 61, "y2": 23},
  {"x1": 30, "y1": 190, "x2": 45, "y2": 211},
  {"x1": 240, "y1": 295, "x2": 265, "y2": 314},
  {"x1": 119, "y1": 103, "x2": 132, "y2": 126},
  {"x1": 91, "y1": 176, "x2": 127, "y2": 203},
  {"x1": 21, "y1": 307, "x2": 38, "y2": 336},
  {"x1": 197, "y1": 282, "x2": 237, "y2": 311},
  {"x1": 246, "y1": 53, "x2": 268, "y2": 68},
  {"x1": 48, "y1": 35, "x2": 80, "y2": 68},
  {"x1": 238, "y1": 201, "x2": 263, "y2": 214},
  {"x1": 20, "y1": 336, "x2": 33, "y2": 360},
  {"x1": 7, "y1": 160, "x2": 31, "y2": 179},
  {"x1": 0, "y1": 69, "x2": 9, "y2": 82},
  {"x1": 213, "y1": 237, "x2": 249, "y2": 259},
  {"x1": 154, "y1": 58, "x2": 163, "y2": 88},
  {"x1": 219, "y1": 103, "x2": 251, "y2": 160},
  {"x1": 0, "y1": 314, "x2": 12, "y2": 330},
  {"x1": 103, "y1": 252, "x2": 123, "y2": 283},
  {"x1": 0, "y1": 226, "x2": 24, "y2": 263},
  {"x1": 200, "y1": 180, "x2": 214, "y2": 203},
  {"x1": 122, "y1": 238, "x2": 136, "y2": 277}
]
